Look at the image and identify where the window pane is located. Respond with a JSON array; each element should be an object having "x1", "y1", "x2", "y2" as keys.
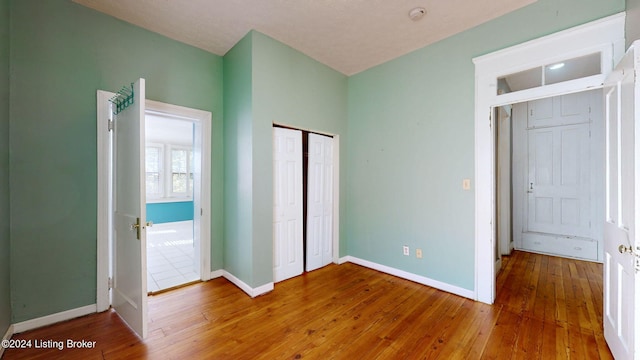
[
  {"x1": 172, "y1": 149, "x2": 187, "y2": 173},
  {"x1": 497, "y1": 67, "x2": 542, "y2": 94},
  {"x1": 171, "y1": 149, "x2": 188, "y2": 194},
  {"x1": 172, "y1": 173, "x2": 187, "y2": 193},
  {"x1": 146, "y1": 172, "x2": 160, "y2": 195},
  {"x1": 145, "y1": 147, "x2": 161, "y2": 196},
  {"x1": 544, "y1": 53, "x2": 601, "y2": 85}
]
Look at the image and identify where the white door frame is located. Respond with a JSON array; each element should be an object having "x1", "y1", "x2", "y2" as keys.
[
  {"x1": 97, "y1": 91, "x2": 212, "y2": 311},
  {"x1": 472, "y1": 13, "x2": 625, "y2": 304}
]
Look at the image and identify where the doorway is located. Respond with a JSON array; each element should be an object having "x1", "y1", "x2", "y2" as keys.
[
  {"x1": 494, "y1": 89, "x2": 604, "y2": 275},
  {"x1": 473, "y1": 13, "x2": 624, "y2": 304},
  {"x1": 96, "y1": 91, "x2": 212, "y2": 311},
  {"x1": 145, "y1": 114, "x2": 200, "y2": 292}
]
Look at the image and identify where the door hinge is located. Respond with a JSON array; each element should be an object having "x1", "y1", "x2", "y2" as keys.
[
  {"x1": 108, "y1": 119, "x2": 114, "y2": 132},
  {"x1": 108, "y1": 277, "x2": 113, "y2": 290},
  {"x1": 201, "y1": 208, "x2": 203, "y2": 216}
]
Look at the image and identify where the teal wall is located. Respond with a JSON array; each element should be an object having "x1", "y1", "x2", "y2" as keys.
[
  {"x1": 223, "y1": 33, "x2": 254, "y2": 285},
  {"x1": 627, "y1": 0, "x2": 640, "y2": 46},
  {"x1": 146, "y1": 201, "x2": 194, "y2": 224},
  {"x1": 9, "y1": 0, "x2": 223, "y2": 322},
  {"x1": 223, "y1": 31, "x2": 347, "y2": 288},
  {"x1": 0, "y1": 0, "x2": 11, "y2": 339},
  {"x1": 347, "y1": 0, "x2": 624, "y2": 291}
]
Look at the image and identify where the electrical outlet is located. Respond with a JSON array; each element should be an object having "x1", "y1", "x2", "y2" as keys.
[
  {"x1": 463, "y1": 179, "x2": 471, "y2": 190},
  {"x1": 403, "y1": 245, "x2": 409, "y2": 256},
  {"x1": 416, "y1": 249, "x2": 423, "y2": 258}
]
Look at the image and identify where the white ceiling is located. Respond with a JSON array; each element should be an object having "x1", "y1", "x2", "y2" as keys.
[
  {"x1": 73, "y1": 0, "x2": 537, "y2": 75},
  {"x1": 146, "y1": 114, "x2": 194, "y2": 145}
]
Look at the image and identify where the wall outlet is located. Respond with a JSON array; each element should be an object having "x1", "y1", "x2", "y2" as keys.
[
  {"x1": 416, "y1": 248, "x2": 423, "y2": 258},
  {"x1": 463, "y1": 179, "x2": 471, "y2": 190},
  {"x1": 403, "y1": 245, "x2": 409, "y2": 256}
]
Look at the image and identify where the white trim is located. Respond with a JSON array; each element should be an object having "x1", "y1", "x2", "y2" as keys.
[
  {"x1": 338, "y1": 256, "x2": 350, "y2": 265},
  {"x1": 222, "y1": 271, "x2": 274, "y2": 298},
  {"x1": 341, "y1": 256, "x2": 475, "y2": 300},
  {"x1": 210, "y1": 269, "x2": 224, "y2": 279},
  {"x1": 472, "y1": 13, "x2": 625, "y2": 304},
  {"x1": 12, "y1": 305, "x2": 97, "y2": 334},
  {"x1": 96, "y1": 90, "x2": 113, "y2": 312},
  {"x1": 97, "y1": 93, "x2": 214, "y2": 309},
  {"x1": 0, "y1": 324, "x2": 14, "y2": 358},
  {"x1": 332, "y1": 135, "x2": 341, "y2": 264}
]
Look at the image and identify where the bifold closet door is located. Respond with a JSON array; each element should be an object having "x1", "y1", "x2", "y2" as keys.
[
  {"x1": 273, "y1": 127, "x2": 303, "y2": 282},
  {"x1": 306, "y1": 133, "x2": 334, "y2": 272}
]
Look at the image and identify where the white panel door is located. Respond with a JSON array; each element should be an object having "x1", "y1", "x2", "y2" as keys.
[
  {"x1": 526, "y1": 123, "x2": 591, "y2": 237},
  {"x1": 273, "y1": 127, "x2": 303, "y2": 283},
  {"x1": 521, "y1": 90, "x2": 597, "y2": 260},
  {"x1": 306, "y1": 133, "x2": 334, "y2": 272},
  {"x1": 603, "y1": 43, "x2": 640, "y2": 360},
  {"x1": 112, "y1": 79, "x2": 148, "y2": 338}
]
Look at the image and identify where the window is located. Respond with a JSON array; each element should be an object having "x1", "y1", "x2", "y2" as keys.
[
  {"x1": 145, "y1": 143, "x2": 193, "y2": 200},
  {"x1": 497, "y1": 52, "x2": 602, "y2": 94},
  {"x1": 145, "y1": 145, "x2": 163, "y2": 199},
  {"x1": 170, "y1": 147, "x2": 193, "y2": 197}
]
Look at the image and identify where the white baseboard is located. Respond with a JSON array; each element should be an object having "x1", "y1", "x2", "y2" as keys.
[
  {"x1": 12, "y1": 304, "x2": 97, "y2": 334},
  {"x1": 0, "y1": 324, "x2": 14, "y2": 358},
  {"x1": 210, "y1": 269, "x2": 224, "y2": 279},
  {"x1": 222, "y1": 271, "x2": 273, "y2": 298},
  {"x1": 341, "y1": 256, "x2": 475, "y2": 300}
]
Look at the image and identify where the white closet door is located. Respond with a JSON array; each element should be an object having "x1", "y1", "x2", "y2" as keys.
[
  {"x1": 273, "y1": 127, "x2": 303, "y2": 282},
  {"x1": 306, "y1": 133, "x2": 334, "y2": 271}
]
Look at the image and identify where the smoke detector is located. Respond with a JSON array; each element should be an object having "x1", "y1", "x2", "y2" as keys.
[{"x1": 409, "y1": 7, "x2": 426, "y2": 21}]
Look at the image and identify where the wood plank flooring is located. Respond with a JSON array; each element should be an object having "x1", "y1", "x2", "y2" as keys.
[{"x1": 2, "y1": 251, "x2": 612, "y2": 359}]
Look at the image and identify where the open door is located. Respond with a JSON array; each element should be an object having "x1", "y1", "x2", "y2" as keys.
[
  {"x1": 603, "y1": 42, "x2": 639, "y2": 359},
  {"x1": 112, "y1": 78, "x2": 148, "y2": 338}
]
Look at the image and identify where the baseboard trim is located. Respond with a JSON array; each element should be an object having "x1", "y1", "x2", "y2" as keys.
[
  {"x1": 210, "y1": 269, "x2": 224, "y2": 279},
  {"x1": 12, "y1": 304, "x2": 97, "y2": 334},
  {"x1": 342, "y1": 256, "x2": 475, "y2": 300},
  {"x1": 222, "y1": 271, "x2": 274, "y2": 298},
  {"x1": 0, "y1": 324, "x2": 14, "y2": 358}
]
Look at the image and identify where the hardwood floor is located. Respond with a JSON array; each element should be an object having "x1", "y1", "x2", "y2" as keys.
[{"x1": 3, "y1": 251, "x2": 612, "y2": 359}]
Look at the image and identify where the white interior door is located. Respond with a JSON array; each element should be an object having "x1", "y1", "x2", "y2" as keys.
[
  {"x1": 273, "y1": 127, "x2": 303, "y2": 282},
  {"x1": 603, "y1": 42, "x2": 640, "y2": 360},
  {"x1": 306, "y1": 133, "x2": 334, "y2": 272},
  {"x1": 112, "y1": 78, "x2": 148, "y2": 338},
  {"x1": 520, "y1": 91, "x2": 598, "y2": 260}
]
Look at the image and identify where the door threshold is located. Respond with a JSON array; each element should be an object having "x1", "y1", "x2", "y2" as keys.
[{"x1": 148, "y1": 280, "x2": 201, "y2": 296}]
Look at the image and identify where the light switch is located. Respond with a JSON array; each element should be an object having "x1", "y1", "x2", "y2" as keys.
[{"x1": 463, "y1": 179, "x2": 471, "y2": 190}]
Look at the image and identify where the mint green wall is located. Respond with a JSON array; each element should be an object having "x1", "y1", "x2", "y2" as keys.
[
  {"x1": 347, "y1": 0, "x2": 624, "y2": 291},
  {"x1": 9, "y1": 0, "x2": 223, "y2": 322},
  {"x1": 223, "y1": 31, "x2": 347, "y2": 288},
  {"x1": 627, "y1": 0, "x2": 640, "y2": 46},
  {"x1": 251, "y1": 32, "x2": 348, "y2": 286},
  {"x1": 223, "y1": 33, "x2": 254, "y2": 285},
  {"x1": 0, "y1": 0, "x2": 11, "y2": 338}
]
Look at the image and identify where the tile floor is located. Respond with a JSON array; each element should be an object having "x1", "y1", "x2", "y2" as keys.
[{"x1": 147, "y1": 220, "x2": 199, "y2": 293}]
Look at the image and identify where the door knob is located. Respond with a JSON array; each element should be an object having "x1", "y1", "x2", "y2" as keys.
[
  {"x1": 129, "y1": 218, "x2": 151, "y2": 240},
  {"x1": 619, "y1": 244, "x2": 632, "y2": 254}
]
